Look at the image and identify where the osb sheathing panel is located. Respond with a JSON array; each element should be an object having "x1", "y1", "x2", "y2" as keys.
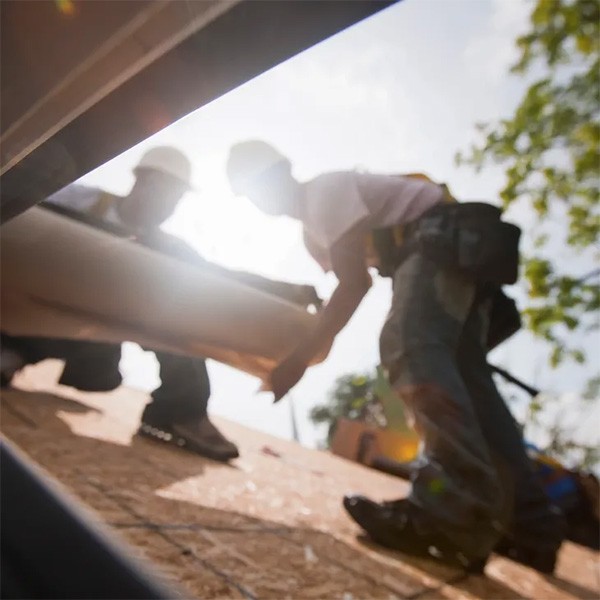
[{"x1": 2, "y1": 361, "x2": 599, "y2": 599}]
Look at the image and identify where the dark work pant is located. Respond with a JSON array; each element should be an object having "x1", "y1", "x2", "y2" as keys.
[
  {"x1": 379, "y1": 253, "x2": 554, "y2": 556},
  {"x1": 1, "y1": 334, "x2": 209, "y2": 423}
]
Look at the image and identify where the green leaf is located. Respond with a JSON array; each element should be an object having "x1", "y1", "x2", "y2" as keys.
[{"x1": 456, "y1": 0, "x2": 599, "y2": 377}]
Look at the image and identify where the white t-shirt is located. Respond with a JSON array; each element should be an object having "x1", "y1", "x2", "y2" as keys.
[
  {"x1": 45, "y1": 184, "x2": 122, "y2": 226},
  {"x1": 300, "y1": 171, "x2": 444, "y2": 271}
]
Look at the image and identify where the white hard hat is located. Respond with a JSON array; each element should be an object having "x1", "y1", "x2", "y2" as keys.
[
  {"x1": 227, "y1": 140, "x2": 287, "y2": 194},
  {"x1": 135, "y1": 146, "x2": 192, "y2": 187}
]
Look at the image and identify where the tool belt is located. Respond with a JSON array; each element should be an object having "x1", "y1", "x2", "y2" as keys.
[
  {"x1": 485, "y1": 286, "x2": 522, "y2": 350},
  {"x1": 372, "y1": 202, "x2": 522, "y2": 285}
]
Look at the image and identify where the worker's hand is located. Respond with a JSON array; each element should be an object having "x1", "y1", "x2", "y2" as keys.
[
  {"x1": 270, "y1": 355, "x2": 309, "y2": 403},
  {"x1": 284, "y1": 284, "x2": 322, "y2": 310},
  {"x1": 298, "y1": 285, "x2": 323, "y2": 310}
]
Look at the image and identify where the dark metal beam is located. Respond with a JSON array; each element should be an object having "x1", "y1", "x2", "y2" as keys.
[
  {"x1": 0, "y1": 0, "x2": 394, "y2": 223},
  {"x1": 0, "y1": 438, "x2": 178, "y2": 599}
]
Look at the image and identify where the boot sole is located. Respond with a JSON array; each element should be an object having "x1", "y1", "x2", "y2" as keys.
[
  {"x1": 344, "y1": 496, "x2": 486, "y2": 573},
  {"x1": 494, "y1": 541, "x2": 558, "y2": 574},
  {"x1": 137, "y1": 424, "x2": 239, "y2": 462}
]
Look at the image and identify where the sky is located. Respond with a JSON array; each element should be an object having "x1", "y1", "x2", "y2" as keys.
[{"x1": 77, "y1": 0, "x2": 599, "y2": 450}]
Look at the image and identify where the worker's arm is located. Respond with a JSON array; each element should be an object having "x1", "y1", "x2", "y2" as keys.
[{"x1": 270, "y1": 229, "x2": 372, "y2": 401}]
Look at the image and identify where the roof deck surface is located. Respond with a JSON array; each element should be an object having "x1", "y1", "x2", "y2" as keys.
[{"x1": 2, "y1": 361, "x2": 598, "y2": 599}]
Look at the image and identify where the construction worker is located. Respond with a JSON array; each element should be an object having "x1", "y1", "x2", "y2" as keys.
[
  {"x1": 2, "y1": 146, "x2": 320, "y2": 462},
  {"x1": 226, "y1": 140, "x2": 565, "y2": 572}
]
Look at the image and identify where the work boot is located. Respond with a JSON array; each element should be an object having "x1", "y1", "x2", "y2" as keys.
[
  {"x1": 138, "y1": 414, "x2": 239, "y2": 462},
  {"x1": 494, "y1": 538, "x2": 560, "y2": 574},
  {"x1": 343, "y1": 495, "x2": 488, "y2": 573},
  {"x1": 495, "y1": 507, "x2": 566, "y2": 574},
  {"x1": 365, "y1": 461, "x2": 565, "y2": 573}
]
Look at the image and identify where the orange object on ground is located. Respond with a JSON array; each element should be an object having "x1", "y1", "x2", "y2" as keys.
[{"x1": 330, "y1": 418, "x2": 419, "y2": 467}]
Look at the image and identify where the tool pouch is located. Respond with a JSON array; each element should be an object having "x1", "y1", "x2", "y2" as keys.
[
  {"x1": 486, "y1": 287, "x2": 522, "y2": 350},
  {"x1": 411, "y1": 202, "x2": 522, "y2": 285}
]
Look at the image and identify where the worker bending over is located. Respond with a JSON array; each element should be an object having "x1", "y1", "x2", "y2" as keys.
[{"x1": 226, "y1": 140, "x2": 564, "y2": 572}]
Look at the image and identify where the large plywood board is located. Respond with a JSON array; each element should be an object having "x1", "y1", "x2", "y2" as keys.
[{"x1": 1, "y1": 207, "x2": 320, "y2": 380}]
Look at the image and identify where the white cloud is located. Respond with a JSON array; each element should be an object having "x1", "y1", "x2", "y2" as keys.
[{"x1": 463, "y1": 0, "x2": 531, "y2": 88}]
